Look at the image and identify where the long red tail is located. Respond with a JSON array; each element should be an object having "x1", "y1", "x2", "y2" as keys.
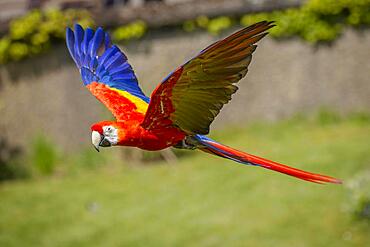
[{"x1": 194, "y1": 136, "x2": 342, "y2": 184}]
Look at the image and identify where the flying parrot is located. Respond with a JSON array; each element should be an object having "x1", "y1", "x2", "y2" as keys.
[{"x1": 66, "y1": 21, "x2": 341, "y2": 184}]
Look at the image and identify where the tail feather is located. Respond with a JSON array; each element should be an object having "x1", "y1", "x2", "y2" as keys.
[{"x1": 193, "y1": 135, "x2": 342, "y2": 184}]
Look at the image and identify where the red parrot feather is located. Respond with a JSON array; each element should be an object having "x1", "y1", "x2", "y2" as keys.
[{"x1": 87, "y1": 82, "x2": 148, "y2": 121}]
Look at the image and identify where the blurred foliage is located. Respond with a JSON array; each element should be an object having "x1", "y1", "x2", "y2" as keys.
[
  {"x1": 183, "y1": 16, "x2": 233, "y2": 35},
  {"x1": 0, "y1": 9, "x2": 94, "y2": 64},
  {"x1": 347, "y1": 171, "x2": 370, "y2": 221},
  {"x1": 206, "y1": 16, "x2": 233, "y2": 35},
  {"x1": 0, "y1": 9, "x2": 148, "y2": 65},
  {"x1": 312, "y1": 109, "x2": 370, "y2": 126},
  {"x1": 112, "y1": 21, "x2": 147, "y2": 42},
  {"x1": 241, "y1": 0, "x2": 370, "y2": 43},
  {"x1": 30, "y1": 135, "x2": 58, "y2": 175},
  {"x1": 0, "y1": 136, "x2": 28, "y2": 181},
  {"x1": 184, "y1": 0, "x2": 370, "y2": 44},
  {"x1": 314, "y1": 108, "x2": 342, "y2": 125},
  {"x1": 75, "y1": 148, "x2": 106, "y2": 168}
]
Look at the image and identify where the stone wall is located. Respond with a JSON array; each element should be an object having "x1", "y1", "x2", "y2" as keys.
[{"x1": 1, "y1": 28, "x2": 369, "y2": 151}]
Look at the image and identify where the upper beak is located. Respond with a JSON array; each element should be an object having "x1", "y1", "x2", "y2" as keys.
[{"x1": 91, "y1": 131, "x2": 103, "y2": 152}]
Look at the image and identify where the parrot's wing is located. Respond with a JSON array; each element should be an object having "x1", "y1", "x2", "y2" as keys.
[
  {"x1": 66, "y1": 24, "x2": 149, "y2": 121},
  {"x1": 142, "y1": 21, "x2": 274, "y2": 134}
]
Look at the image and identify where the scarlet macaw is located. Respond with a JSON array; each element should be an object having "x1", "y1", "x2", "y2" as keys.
[{"x1": 66, "y1": 21, "x2": 341, "y2": 184}]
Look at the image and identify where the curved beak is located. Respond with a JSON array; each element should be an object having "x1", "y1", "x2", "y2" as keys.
[
  {"x1": 91, "y1": 131, "x2": 112, "y2": 152},
  {"x1": 91, "y1": 131, "x2": 103, "y2": 152}
]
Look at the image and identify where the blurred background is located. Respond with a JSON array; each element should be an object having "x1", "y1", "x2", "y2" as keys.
[{"x1": 0, "y1": 0, "x2": 369, "y2": 246}]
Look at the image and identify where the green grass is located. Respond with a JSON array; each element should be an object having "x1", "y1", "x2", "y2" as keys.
[{"x1": 0, "y1": 118, "x2": 369, "y2": 247}]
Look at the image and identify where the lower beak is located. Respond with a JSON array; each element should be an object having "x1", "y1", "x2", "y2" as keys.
[
  {"x1": 93, "y1": 144, "x2": 100, "y2": 152},
  {"x1": 99, "y1": 136, "x2": 112, "y2": 147}
]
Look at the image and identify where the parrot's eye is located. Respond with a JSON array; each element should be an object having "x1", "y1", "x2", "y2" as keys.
[{"x1": 104, "y1": 126, "x2": 116, "y2": 135}]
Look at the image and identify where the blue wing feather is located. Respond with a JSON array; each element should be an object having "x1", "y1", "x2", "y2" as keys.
[
  {"x1": 82, "y1": 28, "x2": 93, "y2": 54},
  {"x1": 89, "y1": 27, "x2": 104, "y2": 58},
  {"x1": 104, "y1": 32, "x2": 111, "y2": 49},
  {"x1": 66, "y1": 28, "x2": 77, "y2": 65},
  {"x1": 66, "y1": 24, "x2": 149, "y2": 103},
  {"x1": 73, "y1": 24, "x2": 84, "y2": 66}
]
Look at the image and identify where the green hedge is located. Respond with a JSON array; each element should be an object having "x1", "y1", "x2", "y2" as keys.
[
  {"x1": 1, "y1": 0, "x2": 370, "y2": 64},
  {"x1": 111, "y1": 20, "x2": 147, "y2": 42},
  {"x1": 241, "y1": 0, "x2": 370, "y2": 43},
  {"x1": 0, "y1": 9, "x2": 148, "y2": 65},
  {"x1": 0, "y1": 9, "x2": 94, "y2": 64},
  {"x1": 185, "y1": 0, "x2": 370, "y2": 43}
]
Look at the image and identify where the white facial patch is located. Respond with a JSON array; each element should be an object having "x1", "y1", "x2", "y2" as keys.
[{"x1": 102, "y1": 125, "x2": 118, "y2": 145}]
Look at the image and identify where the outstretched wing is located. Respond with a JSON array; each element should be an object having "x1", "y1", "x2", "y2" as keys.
[
  {"x1": 142, "y1": 21, "x2": 274, "y2": 135},
  {"x1": 66, "y1": 24, "x2": 149, "y2": 121}
]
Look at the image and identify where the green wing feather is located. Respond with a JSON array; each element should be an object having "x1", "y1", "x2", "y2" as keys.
[{"x1": 144, "y1": 21, "x2": 274, "y2": 135}]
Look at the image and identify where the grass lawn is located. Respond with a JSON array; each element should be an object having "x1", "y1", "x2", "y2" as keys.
[{"x1": 0, "y1": 117, "x2": 369, "y2": 247}]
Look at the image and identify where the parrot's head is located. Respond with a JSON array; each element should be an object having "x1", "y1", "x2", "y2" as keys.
[{"x1": 90, "y1": 121, "x2": 119, "y2": 152}]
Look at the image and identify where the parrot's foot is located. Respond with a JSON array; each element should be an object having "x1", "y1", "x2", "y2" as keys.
[{"x1": 173, "y1": 138, "x2": 196, "y2": 150}]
